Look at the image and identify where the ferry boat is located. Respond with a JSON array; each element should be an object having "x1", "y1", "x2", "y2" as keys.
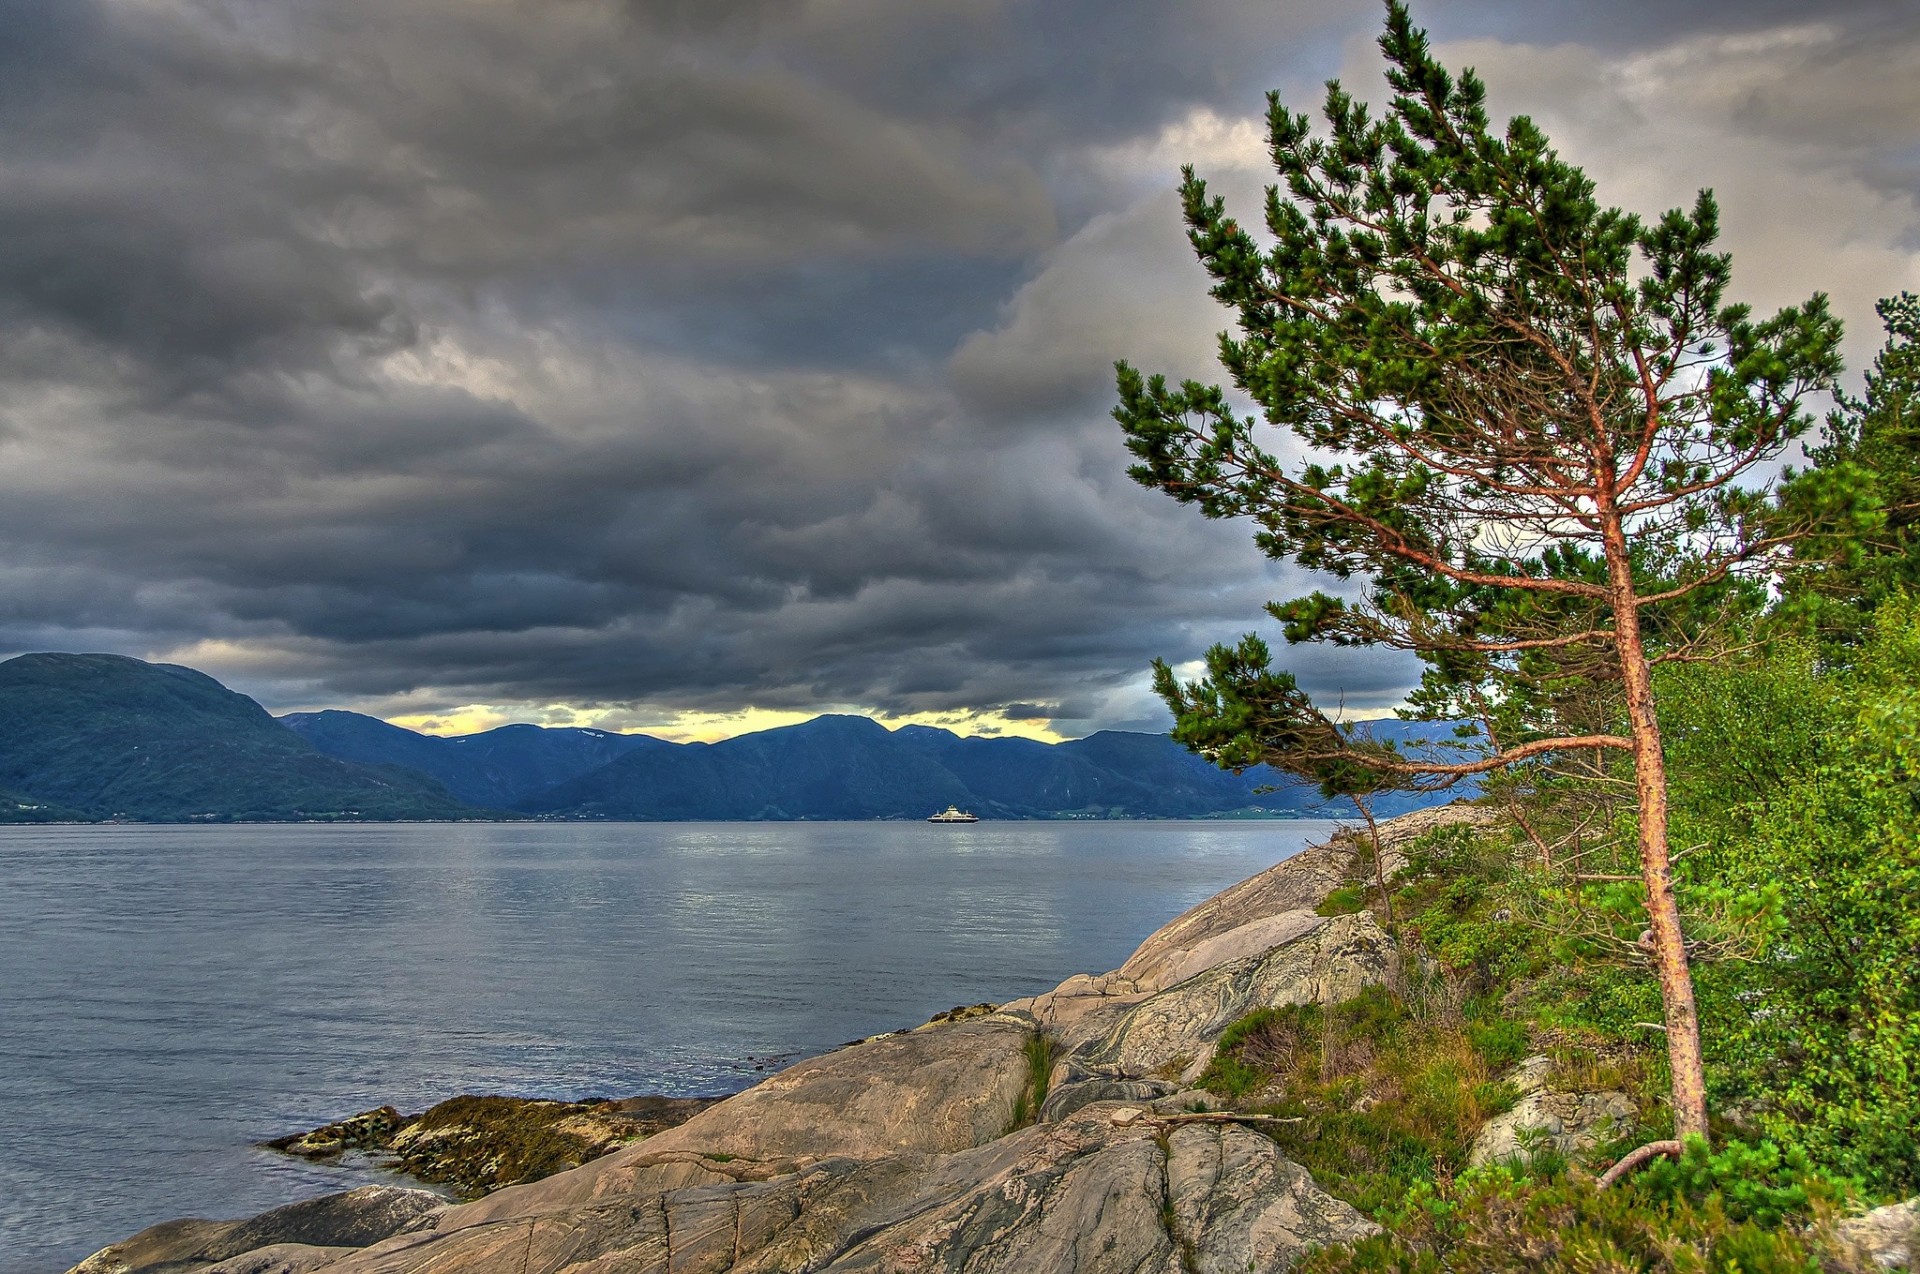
[{"x1": 927, "y1": 805, "x2": 979, "y2": 823}]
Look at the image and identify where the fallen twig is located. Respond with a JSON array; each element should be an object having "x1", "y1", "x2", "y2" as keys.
[{"x1": 1110, "y1": 1108, "x2": 1304, "y2": 1129}]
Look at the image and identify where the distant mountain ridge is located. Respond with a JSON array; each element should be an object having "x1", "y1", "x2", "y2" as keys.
[
  {"x1": 295, "y1": 708, "x2": 1478, "y2": 822},
  {"x1": 0, "y1": 651, "x2": 1478, "y2": 822},
  {"x1": 280, "y1": 711, "x2": 664, "y2": 807},
  {"x1": 0, "y1": 653, "x2": 472, "y2": 822}
]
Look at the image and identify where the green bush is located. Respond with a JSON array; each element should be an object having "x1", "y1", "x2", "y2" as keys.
[
  {"x1": 1634, "y1": 1135, "x2": 1856, "y2": 1228},
  {"x1": 1465, "y1": 1020, "x2": 1528, "y2": 1073},
  {"x1": 1298, "y1": 1163, "x2": 1857, "y2": 1274},
  {"x1": 1660, "y1": 598, "x2": 1920, "y2": 1196}
]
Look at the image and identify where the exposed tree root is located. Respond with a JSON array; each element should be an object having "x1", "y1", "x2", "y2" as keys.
[{"x1": 1597, "y1": 1138, "x2": 1683, "y2": 1188}]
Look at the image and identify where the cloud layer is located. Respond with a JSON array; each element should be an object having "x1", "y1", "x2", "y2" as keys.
[{"x1": 0, "y1": 0, "x2": 1915, "y2": 736}]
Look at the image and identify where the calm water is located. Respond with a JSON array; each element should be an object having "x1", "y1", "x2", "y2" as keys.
[{"x1": 0, "y1": 819, "x2": 1334, "y2": 1273}]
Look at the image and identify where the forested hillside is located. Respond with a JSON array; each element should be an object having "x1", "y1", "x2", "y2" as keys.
[{"x1": 0, "y1": 654, "x2": 473, "y2": 822}]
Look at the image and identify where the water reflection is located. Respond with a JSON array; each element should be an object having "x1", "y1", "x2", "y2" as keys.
[{"x1": 0, "y1": 819, "x2": 1332, "y2": 1272}]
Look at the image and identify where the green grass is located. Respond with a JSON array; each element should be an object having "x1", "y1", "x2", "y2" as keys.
[
  {"x1": 1316, "y1": 884, "x2": 1370, "y2": 917},
  {"x1": 1194, "y1": 986, "x2": 1534, "y2": 1218},
  {"x1": 1010, "y1": 1030, "x2": 1061, "y2": 1129}
]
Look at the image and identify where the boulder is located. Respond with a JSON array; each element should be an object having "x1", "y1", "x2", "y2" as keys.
[
  {"x1": 1464, "y1": 1056, "x2": 1636, "y2": 1168},
  {"x1": 1011, "y1": 805, "x2": 1488, "y2": 1047},
  {"x1": 1836, "y1": 1195, "x2": 1917, "y2": 1270},
  {"x1": 1114, "y1": 804, "x2": 1491, "y2": 996},
  {"x1": 208, "y1": 1187, "x2": 445, "y2": 1258},
  {"x1": 67, "y1": 1218, "x2": 236, "y2": 1274}
]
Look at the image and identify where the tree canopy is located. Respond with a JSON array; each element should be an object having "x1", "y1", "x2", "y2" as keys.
[{"x1": 1114, "y1": 1, "x2": 1844, "y2": 1152}]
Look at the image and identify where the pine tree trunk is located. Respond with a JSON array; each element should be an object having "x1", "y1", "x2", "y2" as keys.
[{"x1": 1602, "y1": 516, "x2": 1712, "y2": 1143}]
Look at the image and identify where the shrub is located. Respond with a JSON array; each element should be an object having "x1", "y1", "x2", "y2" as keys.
[
  {"x1": 1633, "y1": 1135, "x2": 1857, "y2": 1228},
  {"x1": 1298, "y1": 1164, "x2": 1860, "y2": 1274}
]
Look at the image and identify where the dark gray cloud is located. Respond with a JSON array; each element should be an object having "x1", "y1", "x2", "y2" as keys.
[{"x1": 0, "y1": 0, "x2": 1913, "y2": 736}]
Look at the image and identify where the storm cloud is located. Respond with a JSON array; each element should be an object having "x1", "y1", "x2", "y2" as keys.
[{"x1": 0, "y1": 0, "x2": 1915, "y2": 736}]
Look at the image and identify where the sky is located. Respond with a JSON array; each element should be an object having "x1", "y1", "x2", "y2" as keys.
[{"x1": 0, "y1": 0, "x2": 1915, "y2": 742}]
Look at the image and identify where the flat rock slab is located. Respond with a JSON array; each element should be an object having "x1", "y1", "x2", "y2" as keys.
[
  {"x1": 67, "y1": 1188, "x2": 443, "y2": 1274},
  {"x1": 290, "y1": 1104, "x2": 1375, "y2": 1273},
  {"x1": 437, "y1": 1012, "x2": 1038, "y2": 1232}
]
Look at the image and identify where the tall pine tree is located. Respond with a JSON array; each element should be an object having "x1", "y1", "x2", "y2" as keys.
[{"x1": 1114, "y1": 2, "x2": 1842, "y2": 1162}]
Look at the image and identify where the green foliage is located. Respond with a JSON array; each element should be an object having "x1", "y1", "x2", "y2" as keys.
[
  {"x1": 1659, "y1": 598, "x2": 1920, "y2": 1196},
  {"x1": 1298, "y1": 1163, "x2": 1854, "y2": 1274},
  {"x1": 1781, "y1": 292, "x2": 1920, "y2": 645},
  {"x1": 1390, "y1": 823, "x2": 1546, "y2": 997},
  {"x1": 1117, "y1": 2, "x2": 1843, "y2": 800},
  {"x1": 1635, "y1": 1135, "x2": 1855, "y2": 1228},
  {"x1": 1010, "y1": 1030, "x2": 1061, "y2": 1130},
  {"x1": 1317, "y1": 884, "x2": 1370, "y2": 916},
  {"x1": 1465, "y1": 1020, "x2": 1529, "y2": 1074}
]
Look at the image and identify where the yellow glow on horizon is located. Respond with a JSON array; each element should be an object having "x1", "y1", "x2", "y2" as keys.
[{"x1": 385, "y1": 702, "x2": 1071, "y2": 744}]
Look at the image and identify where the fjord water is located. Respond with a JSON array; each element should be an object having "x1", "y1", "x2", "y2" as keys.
[{"x1": 0, "y1": 819, "x2": 1336, "y2": 1273}]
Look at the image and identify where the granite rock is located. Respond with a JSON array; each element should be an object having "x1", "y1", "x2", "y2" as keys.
[
  {"x1": 1837, "y1": 1195, "x2": 1918, "y2": 1270},
  {"x1": 1464, "y1": 1056, "x2": 1637, "y2": 1167},
  {"x1": 1075, "y1": 913, "x2": 1400, "y2": 1085}
]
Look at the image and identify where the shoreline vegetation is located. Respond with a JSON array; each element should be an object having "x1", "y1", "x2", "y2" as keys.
[{"x1": 66, "y1": 806, "x2": 1920, "y2": 1273}]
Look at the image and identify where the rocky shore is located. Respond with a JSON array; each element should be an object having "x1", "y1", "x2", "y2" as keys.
[
  {"x1": 64, "y1": 805, "x2": 1917, "y2": 1273},
  {"x1": 266, "y1": 1094, "x2": 725, "y2": 1199}
]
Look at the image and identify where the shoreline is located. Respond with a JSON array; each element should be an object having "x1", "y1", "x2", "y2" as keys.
[{"x1": 66, "y1": 809, "x2": 1470, "y2": 1274}]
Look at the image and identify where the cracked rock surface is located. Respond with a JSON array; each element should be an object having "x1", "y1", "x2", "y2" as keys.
[{"x1": 260, "y1": 1106, "x2": 1373, "y2": 1274}]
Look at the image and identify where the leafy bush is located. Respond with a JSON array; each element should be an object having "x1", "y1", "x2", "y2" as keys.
[
  {"x1": 1298, "y1": 1163, "x2": 1860, "y2": 1274},
  {"x1": 1661, "y1": 599, "x2": 1920, "y2": 1195},
  {"x1": 1634, "y1": 1135, "x2": 1856, "y2": 1228}
]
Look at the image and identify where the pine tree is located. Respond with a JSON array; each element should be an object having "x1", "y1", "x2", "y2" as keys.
[
  {"x1": 1782, "y1": 292, "x2": 1920, "y2": 643},
  {"x1": 1114, "y1": 2, "x2": 1842, "y2": 1160}
]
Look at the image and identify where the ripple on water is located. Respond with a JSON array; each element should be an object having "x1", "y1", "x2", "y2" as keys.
[{"x1": 0, "y1": 818, "x2": 1333, "y2": 1272}]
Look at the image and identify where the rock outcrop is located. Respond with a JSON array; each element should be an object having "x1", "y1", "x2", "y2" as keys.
[
  {"x1": 1070, "y1": 913, "x2": 1399, "y2": 1086},
  {"x1": 269, "y1": 1094, "x2": 724, "y2": 1198},
  {"x1": 191, "y1": 1102, "x2": 1374, "y2": 1274},
  {"x1": 1837, "y1": 1195, "x2": 1918, "y2": 1270},
  {"x1": 1009, "y1": 803, "x2": 1492, "y2": 1047},
  {"x1": 69, "y1": 1186, "x2": 442, "y2": 1274},
  {"x1": 1464, "y1": 1054, "x2": 1638, "y2": 1168},
  {"x1": 71, "y1": 806, "x2": 1488, "y2": 1274}
]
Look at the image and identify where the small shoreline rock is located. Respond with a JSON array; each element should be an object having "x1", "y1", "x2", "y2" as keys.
[{"x1": 264, "y1": 1092, "x2": 726, "y2": 1198}]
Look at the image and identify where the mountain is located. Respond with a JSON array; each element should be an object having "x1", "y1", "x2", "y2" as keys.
[
  {"x1": 0, "y1": 650, "x2": 1477, "y2": 822},
  {"x1": 280, "y1": 710, "x2": 664, "y2": 807},
  {"x1": 513, "y1": 715, "x2": 1478, "y2": 820},
  {"x1": 0, "y1": 653, "x2": 476, "y2": 821}
]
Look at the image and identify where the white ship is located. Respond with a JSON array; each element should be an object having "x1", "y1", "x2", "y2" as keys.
[{"x1": 927, "y1": 805, "x2": 979, "y2": 823}]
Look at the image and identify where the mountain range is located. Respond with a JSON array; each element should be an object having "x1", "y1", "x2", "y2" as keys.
[{"x1": 0, "y1": 652, "x2": 1476, "y2": 823}]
